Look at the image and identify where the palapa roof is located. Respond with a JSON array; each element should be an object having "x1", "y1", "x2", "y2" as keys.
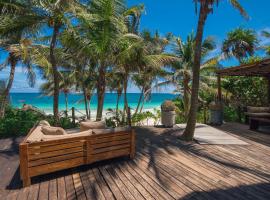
[{"x1": 216, "y1": 58, "x2": 270, "y2": 77}]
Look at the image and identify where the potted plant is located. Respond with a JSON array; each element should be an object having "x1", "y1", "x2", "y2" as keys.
[
  {"x1": 161, "y1": 100, "x2": 176, "y2": 127},
  {"x1": 209, "y1": 101, "x2": 223, "y2": 125}
]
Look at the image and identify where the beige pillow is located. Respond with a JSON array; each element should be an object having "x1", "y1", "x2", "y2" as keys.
[
  {"x1": 41, "y1": 126, "x2": 66, "y2": 135},
  {"x1": 26, "y1": 126, "x2": 44, "y2": 143},
  {"x1": 80, "y1": 121, "x2": 106, "y2": 131},
  {"x1": 39, "y1": 120, "x2": 50, "y2": 126}
]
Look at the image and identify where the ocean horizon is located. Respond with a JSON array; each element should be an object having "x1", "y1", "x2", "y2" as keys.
[{"x1": 9, "y1": 93, "x2": 177, "y2": 114}]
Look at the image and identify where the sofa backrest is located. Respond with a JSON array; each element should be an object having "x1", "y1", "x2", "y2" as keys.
[{"x1": 247, "y1": 106, "x2": 270, "y2": 113}]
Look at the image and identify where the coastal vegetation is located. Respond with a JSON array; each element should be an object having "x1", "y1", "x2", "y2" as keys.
[{"x1": 0, "y1": 0, "x2": 270, "y2": 140}]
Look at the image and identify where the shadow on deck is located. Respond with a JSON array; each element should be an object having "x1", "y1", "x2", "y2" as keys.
[{"x1": 1, "y1": 122, "x2": 270, "y2": 199}]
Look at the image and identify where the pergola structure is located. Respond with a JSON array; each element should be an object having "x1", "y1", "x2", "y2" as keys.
[{"x1": 216, "y1": 58, "x2": 270, "y2": 103}]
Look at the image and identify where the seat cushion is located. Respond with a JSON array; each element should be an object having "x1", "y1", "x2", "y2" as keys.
[
  {"x1": 41, "y1": 126, "x2": 67, "y2": 135},
  {"x1": 80, "y1": 121, "x2": 106, "y2": 131},
  {"x1": 247, "y1": 106, "x2": 270, "y2": 113},
  {"x1": 41, "y1": 130, "x2": 92, "y2": 141}
]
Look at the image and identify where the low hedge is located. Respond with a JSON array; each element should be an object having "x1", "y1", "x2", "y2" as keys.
[{"x1": 0, "y1": 106, "x2": 77, "y2": 138}]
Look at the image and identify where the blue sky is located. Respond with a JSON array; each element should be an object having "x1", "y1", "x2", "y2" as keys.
[{"x1": 1, "y1": 0, "x2": 270, "y2": 93}]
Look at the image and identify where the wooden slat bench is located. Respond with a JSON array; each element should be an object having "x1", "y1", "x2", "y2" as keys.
[
  {"x1": 19, "y1": 127, "x2": 135, "y2": 187},
  {"x1": 249, "y1": 117, "x2": 270, "y2": 130}
]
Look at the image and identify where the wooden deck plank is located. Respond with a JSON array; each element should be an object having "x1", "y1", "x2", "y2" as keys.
[
  {"x1": 98, "y1": 166, "x2": 125, "y2": 200},
  {"x1": 87, "y1": 169, "x2": 106, "y2": 200},
  {"x1": 38, "y1": 180, "x2": 49, "y2": 200},
  {"x1": 57, "y1": 176, "x2": 67, "y2": 200},
  {"x1": 105, "y1": 166, "x2": 136, "y2": 200},
  {"x1": 49, "y1": 179, "x2": 58, "y2": 200},
  {"x1": 72, "y1": 173, "x2": 87, "y2": 200},
  {"x1": 27, "y1": 183, "x2": 39, "y2": 200},
  {"x1": 65, "y1": 175, "x2": 77, "y2": 200},
  {"x1": 92, "y1": 168, "x2": 115, "y2": 200},
  {"x1": 0, "y1": 123, "x2": 270, "y2": 200}
]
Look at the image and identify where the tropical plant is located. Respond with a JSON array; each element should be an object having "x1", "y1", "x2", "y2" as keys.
[
  {"x1": 0, "y1": 1, "x2": 40, "y2": 118},
  {"x1": 261, "y1": 30, "x2": 270, "y2": 55},
  {"x1": 107, "y1": 71, "x2": 124, "y2": 115},
  {"x1": 40, "y1": 71, "x2": 75, "y2": 117},
  {"x1": 222, "y1": 27, "x2": 258, "y2": 63},
  {"x1": 163, "y1": 33, "x2": 217, "y2": 120},
  {"x1": 183, "y1": 0, "x2": 248, "y2": 141}
]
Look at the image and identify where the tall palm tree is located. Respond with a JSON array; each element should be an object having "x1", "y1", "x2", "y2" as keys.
[
  {"x1": 222, "y1": 27, "x2": 258, "y2": 63},
  {"x1": 107, "y1": 71, "x2": 124, "y2": 115},
  {"x1": 182, "y1": 0, "x2": 248, "y2": 141},
  {"x1": 68, "y1": 0, "x2": 146, "y2": 121},
  {"x1": 168, "y1": 33, "x2": 217, "y2": 119},
  {"x1": 0, "y1": 1, "x2": 39, "y2": 118},
  {"x1": 40, "y1": 70, "x2": 75, "y2": 117},
  {"x1": 115, "y1": 31, "x2": 177, "y2": 121},
  {"x1": 260, "y1": 30, "x2": 270, "y2": 55},
  {"x1": 222, "y1": 28, "x2": 258, "y2": 122}
]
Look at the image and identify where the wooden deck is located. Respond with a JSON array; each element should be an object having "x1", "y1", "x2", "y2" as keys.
[{"x1": 0, "y1": 122, "x2": 270, "y2": 200}]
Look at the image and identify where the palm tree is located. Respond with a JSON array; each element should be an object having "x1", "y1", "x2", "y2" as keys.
[
  {"x1": 115, "y1": 31, "x2": 177, "y2": 122},
  {"x1": 168, "y1": 33, "x2": 217, "y2": 119},
  {"x1": 40, "y1": 70, "x2": 75, "y2": 117},
  {"x1": 182, "y1": 0, "x2": 248, "y2": 141},
  {"x1": 260, "y1": 30, "x2": 270, "y2": 55},
  {"x1": 222, "y1": 27, "x2": 258, "y2": 63},
  {"x1": 2, "y1": 0, "x2": 82, "y2": 123},
  {"x1": 107, "y1": 71, "x2": 124, "y2": 115},
  {"x1": 222, "y1": 28, "x2": 258, "y2": 122},
  {"x1": 0, "y1": 0, "x2": 39, "y2": 118}
]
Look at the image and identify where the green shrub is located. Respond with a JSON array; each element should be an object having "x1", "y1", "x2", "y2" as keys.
[
  {"x1": 161, "y1": 100, "x2": 176, "y2": 111},
  {"x1": 0, "y1": 106, "x2": 77, "y2": 138}
]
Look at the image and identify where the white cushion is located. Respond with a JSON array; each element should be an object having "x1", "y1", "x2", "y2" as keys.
[
  {"x1": 80, "y1": 121, "x2": 106, "y2": 131},
  {"x1": 41, "y1": 126, "x2": 67, "y2": 135}
]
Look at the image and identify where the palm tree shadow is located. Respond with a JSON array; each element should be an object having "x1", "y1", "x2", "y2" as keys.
[
  {"x1": 4, "y1": 124, "x2": 270, "y2": 195},
  {"x1": 179, "y1": 183, "x2": 270, "y2": 200},
  {"x1": 133, "y1": 125, "x2": 270, "y2": 187}
]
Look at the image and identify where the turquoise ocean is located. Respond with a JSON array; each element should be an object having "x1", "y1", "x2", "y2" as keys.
[{"x1": 10, "y1": 93, "x2": 177, "y2": 114}]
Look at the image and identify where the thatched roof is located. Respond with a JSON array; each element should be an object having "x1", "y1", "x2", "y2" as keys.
[{"x1": 216, "y1": 58, "x2": 270, "y2": 77}]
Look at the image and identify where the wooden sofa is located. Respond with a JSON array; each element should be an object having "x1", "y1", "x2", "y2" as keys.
[
  {"x1": 245, "y1": 106, "x2": 270, "y2": 130},
  {"x1": 19, "y1": 126, "x2": 135, "y2": 187}
]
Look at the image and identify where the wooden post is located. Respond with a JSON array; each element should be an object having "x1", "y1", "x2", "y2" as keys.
[
  {"x1": 72, "y1": 107, "x2": 75, "y2": 125},
  {"x1": 130, "y1": 129, "x2": 135, "y2": 159},
  {"x1": 217, "y1": 75, "x2": 222, "y2": 102},
  {"x1": 19, "y1": 143, "x2": 31, "y2": 187}
]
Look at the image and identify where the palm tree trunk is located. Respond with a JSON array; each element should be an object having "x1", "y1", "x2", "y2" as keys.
[
  {"x1": 123, "y1": 74, "x2": 131, "y2": 126},
  {"x1": 82, "y1": 87, "x2": 89, "y2": 119},
  {"x1": 0, "y1": 53, "x2": 16, "y2": 118},
  {"x1": 87, "y1": 95, "x2": 92, "y2": 120},
  {"x1": 96, "y1": 65, "x2": 106, "y2": 121},
  {"x1": 116, "y1": 90, "x2": 121, "y2": 115},
  {"x1": 64, "y1": 92, "x2": 68, "y2": 118},
  {"x1": 182, "y1": 3, "x2": 209, "y2": 141},
  {"x1": 50, "y1": 24, "x2": 60, "y2": 124},
  {"x1": 134, "y1": 87, "x2": 144, "y2": 115},
  {"x1": 139, "y1": 96, "x2": 145, "y2": 113},
  {"x1": 183, "y1": 74, "x2": 190, "y2": 119},
  {"x1": 123, "y1": 74, "x2": 129, "y2": 115}
]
